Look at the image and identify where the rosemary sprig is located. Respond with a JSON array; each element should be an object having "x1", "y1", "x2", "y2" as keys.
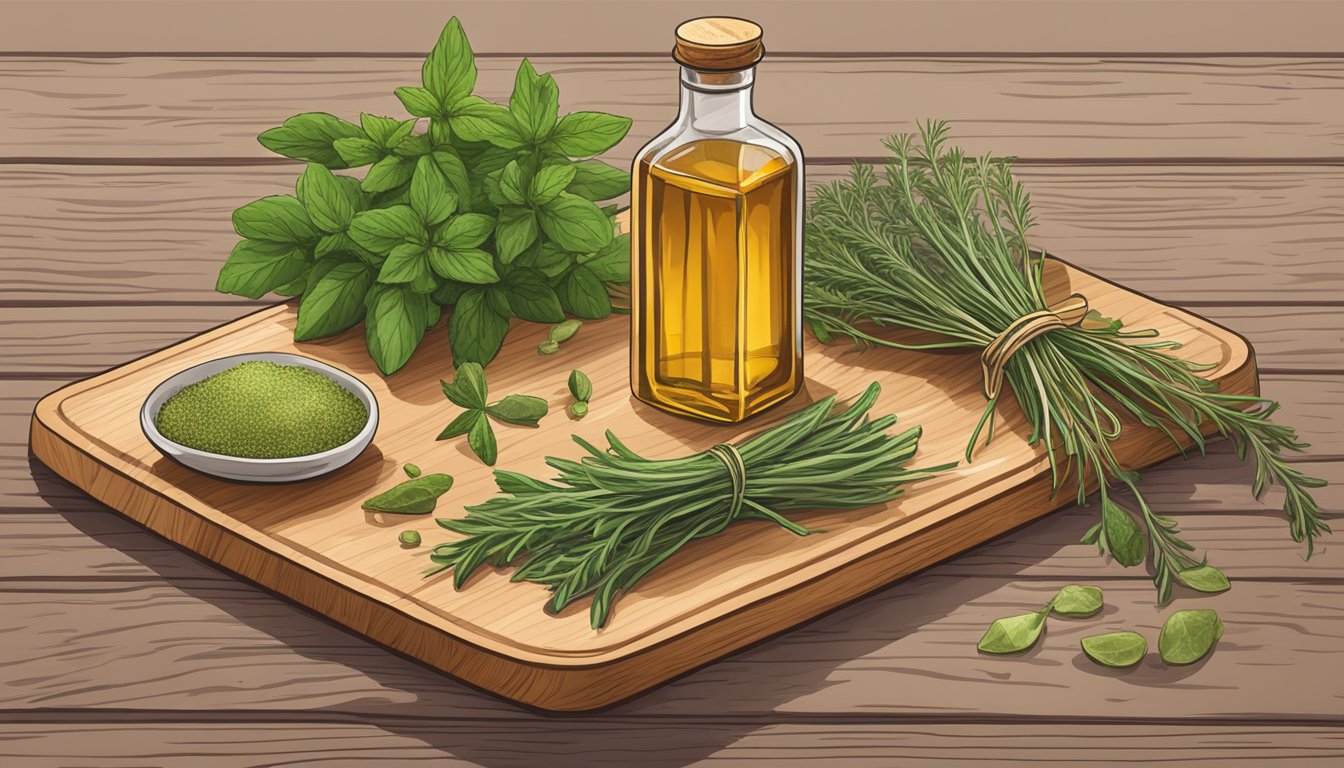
[
  {"x1": 427, "y1": 383, "x2": 951, "y2": 628},
  {"x1": 804, "y1": 121, "x2": 1329, "y2": 602}
]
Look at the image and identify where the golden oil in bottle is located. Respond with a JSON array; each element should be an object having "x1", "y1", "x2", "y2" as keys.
[{"x1": 630, "y1": 18, "x2": 804, "y2": 423}]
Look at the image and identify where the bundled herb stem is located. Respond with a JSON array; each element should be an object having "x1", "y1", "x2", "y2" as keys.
[
  {"x1": 428, "y1": 383, "x2": 950, "y2": 628},
  {"x1": 804, "y1": 121, "x2": 1328, "y2": 602}
]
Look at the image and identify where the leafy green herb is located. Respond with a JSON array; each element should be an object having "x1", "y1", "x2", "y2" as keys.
[
  {"x1": 568, "y1": 369, "x2": 593, "y2": 403},
  {"x1": 438, "y1": 362, "x2": 547, "y2": 465},
  {"x1": 1081, "y1": 631, "x2": 1147, "y2": 667},
  {"x1": 216, "y1": 17, "x2": 632, "y2": 375},
  {"x1": 404, "y1": 463, "x2": 422, "y2": 478},
  {"x1": 538, "y1": 318, "x2": 582, "y2": 355},
  {"x1": 804, "y1": 121, "x2": 1328, "y2": 603},
  {"x1": 399, "y1": 530, "x2": 423, "y2": 547},
  {"x1": 1175, "y1": 563, "x2": 1231, "y2": 594},
  {"x1": 362, "y1": 473, "x2": 455, "y2": 514},
  {"x1": 978, "y1": 608, "x2": 1050, "y2": 654},
  {"x1": 1051, "y1": 585, "x2": 1103, "y2": 617},
  {"x1": 1159, "y1": 609, "x2": 1223, "y2": 665},
  {"x1": 428, "y1": 383, "x2": 950, "y2": 628}
]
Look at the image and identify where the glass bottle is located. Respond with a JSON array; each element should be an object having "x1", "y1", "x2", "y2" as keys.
[{"x1": 630, "y1": 17, "x2": 804, "y2": 424}]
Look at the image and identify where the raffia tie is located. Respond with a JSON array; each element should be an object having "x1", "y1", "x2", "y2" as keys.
[
  {"x1": 707, "y1": 443, "x2": 747, "y2": 520},
  {"x1": 980, "y1": 293, "x2": 1090, "y2": 401}
]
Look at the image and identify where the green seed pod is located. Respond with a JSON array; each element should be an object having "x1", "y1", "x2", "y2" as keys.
[
  {"x1": 399, "y1": 530, "x2": 422, "y2": 548},
  {"x1": 568, "y1": 401, "x2": 589, "y2": 419},
  {"x1": 568, "y1": 369, "x2": 593, "y2": 403},
  {"x1": 537, "y1": 341, "x2": 560, "y2": 355}
]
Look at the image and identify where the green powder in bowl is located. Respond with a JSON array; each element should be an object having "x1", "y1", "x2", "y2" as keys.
[{"x1": 154, "y1": 360, "x2": 369, "y2": 458}]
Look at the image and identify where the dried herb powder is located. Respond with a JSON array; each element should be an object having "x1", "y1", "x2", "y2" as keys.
[{"x1": 155, "y1": 361, "x2": 367, "y2": 458}]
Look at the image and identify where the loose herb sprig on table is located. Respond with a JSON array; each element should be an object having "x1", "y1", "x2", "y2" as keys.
[
  {"x1": 804, "y1": 121, "x2": 1328, "y2": 603},
  {"x1": 428, "y1": 383, "x2": 951, "y2": 629},
  {"x1": 215, "y1": 17, "x2": 634, "y2": 375},
  {"x1": 438, "y1": 362, "x2": 548, "y2": 465}
]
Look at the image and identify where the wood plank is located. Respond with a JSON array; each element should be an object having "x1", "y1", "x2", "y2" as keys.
[
  {"x1": 3, "y1": 56, "x2": 1344, "y2": 162},
  {"x1": 1, "y1": 720, "x2": 1340, "y2": 768},
  {"x1": 26, "y1": 262, "x2": 1264, "y2": 710},
  {"x1": 0, "y1": 571, "x2": 1340, "y2": 720},
  {"x1": 4, "y1": 1, "x2": 1343, "y2": 54},
  {"x1": 4, "y1": 165, "x2": 1340, "y2": 306},
  {"x1": 4, "y1": 302, "x2": 1336, "y2": 377}
]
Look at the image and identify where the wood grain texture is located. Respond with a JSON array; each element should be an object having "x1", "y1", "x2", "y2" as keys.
[
  {"x1": 4, "y1": 1, "x2": 1344, "y2": 54},
  {"x1": 1, "y1": 721, "x2": 1341, "y2": 768},
  {"x1": 28, "y1": 260, "x2": 1260, "y2": 710},
  {"x1": 4, "y1": 164, "x2": 1340, "y2": 306},
  {"x1": 3, "y1": 56, "x2": 1343, "y2": 162}
]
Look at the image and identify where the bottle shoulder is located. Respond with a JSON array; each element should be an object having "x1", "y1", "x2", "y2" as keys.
[{"x1": 635, "y1": 117, "x2": 802, "y2": 169}]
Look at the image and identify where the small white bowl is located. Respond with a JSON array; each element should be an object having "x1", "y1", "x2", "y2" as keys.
[{"x1": 141, "y1": 352, "x2": 379, "y2": 483}]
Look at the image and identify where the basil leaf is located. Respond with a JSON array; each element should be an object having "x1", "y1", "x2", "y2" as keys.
[
  {"x1": 362, "y1": 473, "x2": 454, "y2": 515},
  {"x1": 494, "y1": 207, "x2": 539, "y2": 263},
  {"x1": 1101, "y1": 496, "x2": 1146, "y2": 567},
  {"x1": 567, "y1": 159, "x2": 631, "y2": 200},
  {"x1": 568, "y1": 369, "x2": 592, "y2": 403},
  {"x1": 467, "y1": 409, "x2": 498, "y2": 465},
  {"x1": 451, "y1": 96, "x2": 526, "y2": 149},
  {"x1": 361, "y1": 113, "x2": 416, "y2": 148},
  {"x1": 348, "y1": 206, "x2": 424, "y2": 253},
  {"x1": 486, "y1": 394, "x2": 548, "y2": 427},
  {"x1": 333, "y1": 136, "x2": 385, "y2": 168},
  {"x1": 378, "y1": 242, "x2": 431, "y2": 286},
  {"x1": 449, "y1": 361, "x2": 489, "y2": 407},
  {"x1": 258, "y1": 112, "x2": 363, "y2": 169},
  {"x1": 395, "y1": 86, "x2": 441, "y2": 118},
  {"x1": 529, "y1": 164, "x2": 577, "y2": 205},
  {"x1": 450, "y1": 289, "x2": 510, "y2": 366},
  {"x1": 233, "y1": 196, "x2": 318, "y2": 244},
  {"x1": 547, "y1": 112, "x2": 632, "y2": 157},
  {"x1": 1080, "y1": 631, "x2": 1147, "y2": 668},
  {"x1": 409, "y1": 156, "x2": 457, "y2": 226},
  {"x1": 538, "y1": 192, "x2": 614, "y2": 252},
  {"x1": 296, "y1": 163, "x2": 357, "y2": 233},
  {"x1": 295, "y1": 261, "x2": 372, "y2": 341},
  {"x1": 977, "y1": 609, "x2": 1048, "y2": 654},
  {"x1": 434, "y1": 213, "x2": 496, "y2": 249},
  {"x1": 504, "y1": 269, "x2": 564, "y2": 323},
  {"x1": 423, "y1": 17, "x2": 476, "y2": 105},
  {"x1": 1158, "y1": 609, "x2": 1223, "y2": 665},
  {"x1": 437, "y1": 407, "x2": 483, "y2": 440},
  {"x1": 364, "y1": 284, "x2": 428, "y2": 375},
  {"x1": 215, "y1": 240, "x2": 308, "y2": 299},
  {"x1": 432, "y1": 280, "x2": 469, "y2": 306},
  {"x1": 429, "y1": 246, "x2": 498, "y2": 285},
  {"x1": 499, "y1": 161, "x2": 529, "y2": 206},
  {"x1": 581, "y1": 233, "x2": 631, "y2": 282},
  {"x1": 362, "y1": 155, "x2": 416, "y2": 193},
  {"x1": 557, "y1": 265, "x2": 612, "y2": 319},
  {"x1": 1051, "y1": 585, "x2": 1103, "y2": 617},
  {"x1": 509, "y1": 59, "x2": 559, "y2": 140},
  {"x1": 1176, "y1": 563, "x2": 1231, "y2": 594},
  {"x1": 393, "y1": 132, "x2": 433, "y2": 160},
  {"x1": 430, "y1": 150, "x2": 473, "y2": 209},
  {"x1": 516, "y1": 242, "x2": 572, "y2": 278}
]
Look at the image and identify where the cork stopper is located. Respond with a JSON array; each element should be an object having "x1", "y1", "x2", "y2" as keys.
[{"x1": 673, "y1": 17, "x2": 764, "y2": 72}]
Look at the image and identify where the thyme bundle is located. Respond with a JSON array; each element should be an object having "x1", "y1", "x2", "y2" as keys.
[
  {"x1": 428, "y1": 383, "x2": 950, "y2": 628},
  {"x1": 804, "y1": 122, "x2": 1328, "y2": 602}
]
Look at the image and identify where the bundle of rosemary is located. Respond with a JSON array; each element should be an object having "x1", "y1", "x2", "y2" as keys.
[
  {"x1": 428, "y1": 383, "x2": 950, "y2": 628},
  {"x1": 804, "y1": 122, "x2": 1328, "y2": 602}
]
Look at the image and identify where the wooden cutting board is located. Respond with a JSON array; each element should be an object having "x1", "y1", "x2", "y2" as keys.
[{"x1": 29, "y1": 258, "x2": 1255, "y2": 711}]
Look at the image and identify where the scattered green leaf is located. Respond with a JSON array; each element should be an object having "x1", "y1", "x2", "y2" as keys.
[
  {"x1": 1158, "y1": 609, "x2": 1223, "y2": 665},
  {"x1": 1080, "y1": 631, "x2": 1147, "y2": 667},
  {"x1": 362, "y1": 473, "x2": 454, "y2": 515}
]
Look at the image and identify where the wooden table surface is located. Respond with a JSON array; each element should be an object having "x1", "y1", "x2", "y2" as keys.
[{"x1": 3, "y1": 2, "x2": 1341, "y2": 765}]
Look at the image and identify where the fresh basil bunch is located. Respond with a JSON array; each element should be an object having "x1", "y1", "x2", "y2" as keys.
[{"x1": 215, "y1": 17, "x2": 633, "y2": 374}]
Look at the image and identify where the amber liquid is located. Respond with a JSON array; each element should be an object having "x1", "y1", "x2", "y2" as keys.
[{"x1": 633, "y1": 139, "x2": 800, "y2": 423}]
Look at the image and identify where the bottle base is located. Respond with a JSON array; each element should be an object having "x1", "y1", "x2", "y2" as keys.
[{"x1": 632, "y1": 378, "x2": 802, "y2": 425}]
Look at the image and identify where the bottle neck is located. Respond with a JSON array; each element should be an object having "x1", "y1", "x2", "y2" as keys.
[{"x1": 678, "y1": 66, "x2": 755, "y2": 134}]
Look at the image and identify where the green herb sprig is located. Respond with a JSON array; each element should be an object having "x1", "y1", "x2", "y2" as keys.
[
  {"x1": 215, "y1": 17, "x2": 633, "y2": 375},
  {"x1": 438, "y1": 362, "x2": 548, "y2": 465},
  {"x1": 803, "y1": 121, "x2": 1329, "y2": 603},
  {"x1": 427, "y1": 383, "x2": 950, "y2": 629}
]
